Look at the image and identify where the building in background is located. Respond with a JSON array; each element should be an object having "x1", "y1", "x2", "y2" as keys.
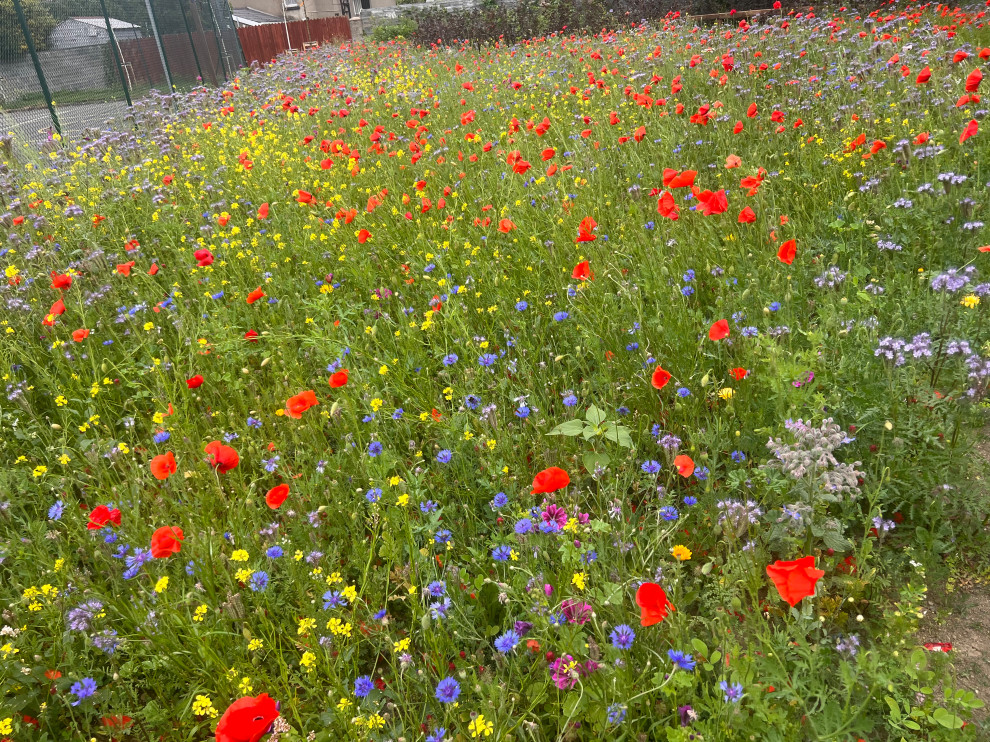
[
  {"x1": 49, "y1": 17, "x2": 143, "y2": 49},
  {"x1": 227, "y1": 0, "x2": 394, "y2": 21},
  {"x1": 230, "y1": 6, "x2": 284, "y2": 26}
]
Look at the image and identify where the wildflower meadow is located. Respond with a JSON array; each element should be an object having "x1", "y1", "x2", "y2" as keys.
[{"x1": 2, "y1": 2, "x2": 990, "y2": 740}]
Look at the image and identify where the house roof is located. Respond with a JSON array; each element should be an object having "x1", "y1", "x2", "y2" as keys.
[
  {"x1": 231, "y1": 7, "x2": 284, "y2": 25},
  {"x1": 68, "y1": 17, "x2": 141, "y2": 31}
]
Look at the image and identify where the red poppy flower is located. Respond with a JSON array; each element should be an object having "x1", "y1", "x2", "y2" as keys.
[
  {"x1": 205, "y1": 441, "x2": 239, "y2": 473},
  {"x1": 150, "y1": 526, "x2": 184, "y2": 558},
  {"x1": 541, "y1": 148, "x2": 556, "y2": 161},
  {"x1": 960, "y1": 119, "x2": 979, "y2": 144},
  {"x1": 329, "y1": 369, "x2": 349, "y2": 388},
  {"x1": 966, "y1": 68, "x2": 982, "y2": 93},
  {"x1": 737, "y1": 206, "x2": 756, "y2": 224},
  {"x1": 663, "y1": 169, "x2": 697, "y2": 188},
  {"x1": 116, "y1": 261, "x2": 135, "y2": 276},
  {"x1": 694, "y1": 188, "x2": 728, "y2": 216},
  {"x1": 746, "y1": 102, "x2": 758, "y2": 118},
  {"x1": 571, "y1": 260, "x2": 593, "y2": 281},
  {"x1": 50, "y1": 272, "x2": 72, "y2": 290},
  {"x1": 673, "y1": 454, "x2": 694, "y2": 477},
  {"x1": 498, "y1": 218, "x2": 516, "y2": 233},
  {"x1": 87, "y1": 505, "x2": 122, "y2": 530},
  {"x1": 733, "y1": 121, "x2": 744, "y2": 134},
  {"x1": 576, "y1": 216, "x2": 597, "y2": 243},
  {"x1": 636, "y1": 582, "x2": 674, "y2": 626},
  {"x1": 358, "y1": 229, "x2": 371, "y2": 243},
  {"x1": 708, "y1": 319, "x2": 730, "y2": 341},
  {"x1": 148, "y1": 263, "x2": 159, "y2": 275},
  {"x1": 194, "y1": 249, "x2": 214, "y2": 267},
  {"x1": 531, "y1": 466, "x2": 570, "y2": 494},
  {"x1": 729, "y1": 367, "x2": 748, "y2": 380},
  {"x1": 656, "y1": 191, "x2": 679, "y2": 220},
  {"x1": 651, "y1": 366, "x2": 672, "y2": 389},
  {"x1": 215, "y1": 694, "x2": 279, "y2": 742},
  {"x1": 72, "y1": 328, "x2": 90, "y2": 342},
  {"x1": 777, "y1": 239, "x2": 796, "y2": 265},
  {"x1": 266, "y1": 484, "x2": 290, "y2": 509},
  {"x1": 186, "y1": 375, "x2": 204, "y2": 389},
  {"x1": 257, "y1": 203, "x2": 269, "y2": 219},
  {"x1": 246, "y1": 288, "x2": 265, "y2": 305},
  {"x1": 297, "y1": 190, "x2": 315, "y2": 205},
  {"x1": 916, "y1": 66, "x2": 931, "y2": 84},
  {"x1": 725, "y1": 154, "x2": 742, "y2": 169},
  {"x1": 150, "y1": 452, "x2": 177, "y2": 481},
  {"x1": 285, "y1": 390, "x2": 318, "y2": 418},
  {"x1": 766, "y1": 555, "x2": 825, "y2": 607}
]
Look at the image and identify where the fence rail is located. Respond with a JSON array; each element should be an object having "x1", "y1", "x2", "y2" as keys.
[
  {"x1": 238, "y1": 18, "x2": 351, "y2": 67},
  {"x1": 0, "y1": 0, "x2": 245, "y2": 145}
]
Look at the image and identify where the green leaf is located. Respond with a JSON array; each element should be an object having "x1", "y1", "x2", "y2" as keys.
[
  {"x1": 583, "y1": 452, "x2": 610, "y2": 473},
  {"x1": 885, "y1": 696, "x2": 901, "y2": 722},
  {"x1": 563, "y1": 690, "x2": 587, "y2": 717},
  {"x1": 709, "y1": 650, "x2": 721, "y2": 664},
  {"x1": 903, "y1": 721, "x2": 922, "y2": 731},
  {"x1": 931, "y1": 708, "x2": 964, "y2": 729},
  {"x1": 585, "y1": 405, "x2": 607, "y2": 426},
  {"x1": 821, "y1": 530, "x2": 852, "y2": 552},
  {"x1": 691, "y1": 638, "x2": 708, "y2": 657},
  {"x1": 547, "y1": 419, "x2": 587, "y2": 437}
]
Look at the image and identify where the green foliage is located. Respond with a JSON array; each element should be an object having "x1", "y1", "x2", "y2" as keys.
[
  {"x1": 0, "y1": 0, "x2": 55, "y2": 58},
  {"x1": 370, "y1": 18, "x2": 418, "y2": 41}
]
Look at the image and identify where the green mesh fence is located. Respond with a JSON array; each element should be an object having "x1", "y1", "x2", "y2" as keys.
[{"x1": 0, "y1": 0, "x2": 244, "y2": 144}]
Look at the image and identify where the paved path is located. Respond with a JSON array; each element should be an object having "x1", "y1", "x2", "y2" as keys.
[{"x1": 0, "y1": 100, "x2": 130, "y2": 144}]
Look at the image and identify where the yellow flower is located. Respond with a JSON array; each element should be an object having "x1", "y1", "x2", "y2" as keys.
[
  {"x1": 154, "y1": 576, "x2": 169, "y2": 593},
  {"x1": 300, "y1": 651, "x2": 316, "y2": 670},
  {"x1": 336, "y1": 697, "x2": 352, "y2": 711},
  {"x1": 379, "y1": 364, "x2": 388, "y2": 376},
  {"x1": 0, "y1": 717, "x2": 11, "y2": 734},
  {"x1": 571, "y1": 572, "x2": 587, "y2": 591},
  {"x1": 32, "y1": 465, "x2": 47, "y2": 478},
  {"x1": 230, "y1": 549, "x2": 249, "y2": 562},
  {"x1": 671, "y1": 545, "x2": 692, "y2": 561},
  {"x1": 397, "y1": 493, "x2": 410, "y2": 507},
  {"x1": 248, "y1": 638, "x2": 263, "y2": 651},
  {"x1": 718, "y1": 387, "x2": 735, "y2": 400},
  {"x1": 238, "y1": 676, "x2": 253, "y2": 694},
  {"x1": 192, "y1": 695, "x2": 217, "y2": 718},
  {"x1": 298, "y1": 617, "x2": 317, "y2": 636},
  {"x1": 193, "y1": 604, "x2": 208, "y2": 622},
  {"x1": 961, "y1": 294, "x2": 980, "y2": 309},
  {"x1": 469, "y1": 714, "x2": 494, "y2": 738}
]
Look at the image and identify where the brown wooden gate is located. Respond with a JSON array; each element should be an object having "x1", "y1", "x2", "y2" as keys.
[{"x1": 238, "y1": 18, "x2": 351, "y2": 66}]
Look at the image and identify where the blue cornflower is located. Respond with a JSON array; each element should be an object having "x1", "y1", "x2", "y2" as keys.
[
  {"x1": 515, "y1": 300, "x2": 528, "y2": 311},
  {"x1": 427, "y1": 580, "x2": 447, "y2": 597},
  {"x1": 492, "y1": 492, "x2": 509, "y2": 508},
  {"x1": 354, "y1": 675, "x2": 374, "y2": 698},
  {"x1": 247, "y1": 417, "x2": 262, "y2": 428},
  {"x1": 741, "y1": 326, "x2": 759, "y2": 337},
  {"x1": 70, "y1": 677, "x2": 97, "y2": 705},
  {"x1": 421, "y1": 500, "x2": 438, "y2": 513},
  {"x1": 694, "y1": 466, "x2": 709, "y2": 481},
  {"x1": 367, "y1": 441, "x2": 383, "y2": 457},
  {"x1": 731, "y1": 450, "x2": 746, "y2": 462},
  {"x1": 429, "y1": 597, "x2": 452, "y2": 619},
  {"x1": 153, "y1": 431, "x2": 171, "y2": 444},
  {"x1": 435, "y1": 677, "x2": 461, "y2": 703},
  {"x1": 494, "y1": 629, "x2": 521, "y2": 653},
  {"x1": 48, "y1": 500, "x2": 64, "y2": 520},
  {"x1": 668, "y1": 649, "x2": 696, "y2": 671},
  {"x1": 266, "y1": 546, "x2": 283, "y2": 558},
  {"x1": 553, "y1": 311, "x2": 569, "y2": 322},
  {"x1": 373, "y1": 609, "x2": 387, "y2": 620},
  {"x1": 769, "y1": 301, "x2": 781, "y2": 311},
  {"x1": 683, "y1": 496, "x2": 698, "y2": 506},
  {"x1": 365, "y1": 488, "x2": 382, "y2": 504},
  {"x1": 323, "y1": 590, "x2": 347, "y2": 609},
  {"x1": 562, "y1": 393, "x2": 578, "y2": 406},
  {"x1": 465, "y1": 394, "x2": 481, "y2": 409},
  {"x1": 249, "y1": 571, "x2": 270, "y2": 592},
  {"x1": 610, "y1": 623, "x2": 636, "y2": 649},
  {"x1": 626, "y1": 342, "x2": 639, "y2": 351},
  {"x1": 607, "y1": 704, "x2": 627, "y2": 724},
  {"x1": 434, "y1": 529, "x2": 452, "y2": 544},
  {"x1": 362, "y1": 414, "x2": 376, "y2": 423},
  {"x1": 720, "y1": 680, "x2": 744, "y2": 703},
  {"x1": 659, "y1": 506, "x2": 679, "y2": 521},
  {"x1": 392, "y1": 409, "x2": 404, "y2": 419},
  {"x1": 514, "y1": 518, "x2": 534, "y2": 534},
  {"x1": 515, "y1": 405, "x2": 530, "y2": 418},
  {"x1": 549, "y1": 612, "x2": 567, "y2": 626},
  {"x1": 478, "y1": 353, "x2": 498, "y2": 367},
  {"x1": 539, "y1": 520, "x2": 561, "y2": 534},
  {"x1": 681, "y1": 285, "x2": 695, "y2": 297},
  {"x1": 492, "y1": 545, "x2": 512, "y2": 562},
  {"x1": 427, "y1": 728, "x2": 447, "y2": 742},
  {"x1": 683, "y1": 269, "x2": 696, "y2": 282},
  {"x1": 442, "y1": 353, "x2": 458, "y2": 366},
  {"x1": 263, "y1": 456, "x2": 279, "y2": 473},
  {"x1": 676, "y1": 387, "x2": 691, "y2": 397},
  {"x1": 641, "y1": 460, "x2": 661, "y2": 474},
  {"x1": 436, "y1": 449, "x2": 453, "y2": 463}
]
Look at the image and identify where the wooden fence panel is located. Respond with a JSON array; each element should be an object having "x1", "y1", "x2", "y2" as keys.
[{"x1": 238, "y1": 18, "x2": 351, "y2": 67}]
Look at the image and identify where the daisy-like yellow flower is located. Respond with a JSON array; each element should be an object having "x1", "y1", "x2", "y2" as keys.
[{"x1": 671, "y1": 545, "x2": 693, "y2": 561}]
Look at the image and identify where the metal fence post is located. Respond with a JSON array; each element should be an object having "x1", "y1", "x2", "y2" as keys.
[
  {"x1": 11, "y1": 0, "x2": 60, "y2": 137},
  {"x1": 203, "y1": 0, "x2": 229, "y2": 81},
  {"x1": 144, "y1": 0, "x2": 174, "y2": 91},
  {"x1": 97, "y1": 0, "x2": 134, "y2": 108},
  {"x1": 178, "y1": 0, "x2": 206, "y2": 84}
]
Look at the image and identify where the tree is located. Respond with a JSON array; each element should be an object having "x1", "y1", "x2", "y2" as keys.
[{"x1": 0, "y1": 0, "x2": 56, "y2": 59}]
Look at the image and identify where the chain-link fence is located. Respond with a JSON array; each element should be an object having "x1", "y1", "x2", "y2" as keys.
[{"x1": 0, "y1": 0, "x2": 244, "y2": 144}]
